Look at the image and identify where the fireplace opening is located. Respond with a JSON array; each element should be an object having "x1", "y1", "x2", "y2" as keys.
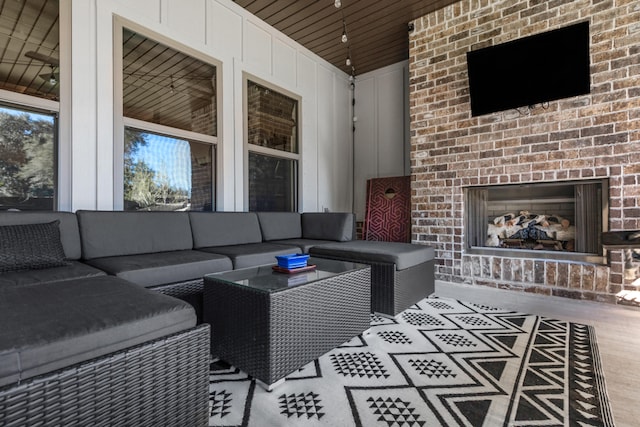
[{"x1": 464, "y1": 179, "x2": 608, "y2": 263}]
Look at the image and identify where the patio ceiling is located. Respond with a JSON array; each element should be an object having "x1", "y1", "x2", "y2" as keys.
[
  {"x1": 0, "y1": 0, "x2": 461, "y2": 108},
  {"x1": 233, "y1": 0, "x2": 460, "y2": 75}
]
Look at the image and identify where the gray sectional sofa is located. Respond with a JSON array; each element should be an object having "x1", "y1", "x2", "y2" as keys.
[
  {"x1": 0, "y1": 209, "x2": 433, "y2": 426},
  {"x1": 0, "y1": 209, "x2": 357, "y2": 426}
]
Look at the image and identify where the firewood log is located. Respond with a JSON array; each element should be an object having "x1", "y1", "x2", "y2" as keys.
[
  {"x1": 487, "y1": 223, "x2": 507, "y2": 238},
  {"x1": 555, "y1": 226, "x2": 576, "y2": 241},
  {"x1": 534, "y1": 225, "x2": 556, "y2": 239},
  {"x1": 547, "y1": 214, "x2": 570, "y2": 229},
  {"x1": 485, "y1": 235, "x2": 500, "y2": 247},
  {"x1": 493, "y1": 212, "x2": 515, "y2": 226}
]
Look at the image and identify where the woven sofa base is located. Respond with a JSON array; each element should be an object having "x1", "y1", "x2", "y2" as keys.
[
  {"x1": 152, "y1": 279, "x2": 205, "y2": 323},
  {"x1": 311, "y1": 255, "x2": 435, "y2": 316},
  {"x1": 0, "y1": 324, "x2": 210, "y2": 427}
]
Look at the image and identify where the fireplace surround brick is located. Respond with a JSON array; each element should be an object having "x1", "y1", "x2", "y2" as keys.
[{"x1": 409, "y1": 0, "x2": 640, "y2": 302}]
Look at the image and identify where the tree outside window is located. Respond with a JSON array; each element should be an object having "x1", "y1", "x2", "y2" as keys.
[
  {"x1": 122, "y1": 28, "x2": 217, "y2": 211},
  {"x1": 0, "y1": 106, "x2": 55, "y2": 210}
]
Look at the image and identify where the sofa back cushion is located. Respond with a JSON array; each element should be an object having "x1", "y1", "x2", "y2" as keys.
[
  {"x1": 0, "y1": 221, "x2": 69, "y2": 272},
  {"x1": 76, "y1": 211, "x2": 193, "y2": 259},
  {"x1": 256, "y1": 212, "x2": 302, "y2": 241},
  {"x1": 189, "y1": 212, "x2": 262, "y2": 248},
  {"x1": 302, "y1": 212, "x2": 355, "y2": 242},
  {"x1": 0, "y1": 211, "x2": 82, "y2": 259}
]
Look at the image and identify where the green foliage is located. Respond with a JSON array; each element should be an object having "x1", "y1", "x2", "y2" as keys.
[{"x1": 0, "y1": 111, "x2": 54, "y2": 200}]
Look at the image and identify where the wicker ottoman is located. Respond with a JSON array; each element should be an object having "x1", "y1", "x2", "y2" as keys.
[
  {"x1": 203, "y1": 257, "x2": 371, "y2": 389},
  {"x1": 309, "y1": 240, "x2": 435, "y2": 316}
]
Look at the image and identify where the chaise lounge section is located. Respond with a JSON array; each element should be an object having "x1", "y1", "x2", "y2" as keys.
[{"x1": 0, "y1": 211, "x2": 210, "y2": 426}]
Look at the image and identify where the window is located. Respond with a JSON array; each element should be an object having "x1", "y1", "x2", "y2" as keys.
[
  {"x1": 0, "y1": 105, "x2": 56, "y2": 210},
  {"x1": 121, "y1": 28, "x2": 217, "y2": 211},
  {"x1": 246, "y1": 79, "x2": 300, "y2": 212},
  {"x1": 0, "y1": 0, "x2": 59, "y2": 210},
  {"x1": 124, "y1": 128, "x2": 213, "y2": 211}
]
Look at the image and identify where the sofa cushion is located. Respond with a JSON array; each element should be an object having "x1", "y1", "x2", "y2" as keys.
[
  {"x1": 256, "y1": 212, "x2": 302, "y2": 241},
  {"x1": 0, "y1": 221, "x2": 69, "y2": 273},
  {"x1": 0, "y1": 275, "x2": 196, "y2": 388},
  {"x1": 309, "y1": 240, "x2": 435, "y2": 270},
  {"x1": 189, "y1": 212, "x2": 262, "y2": 248},
  {"x1": 77, "y1": 211, "x2": 193, "y2": 259},
  {"x1": 302, "y1": 212, "x2": 354, "y2": 242},
  {"x1": 0, "y1": 211, "x2": 82, "y2": 260},
  {"x1": 198, "y1": 242, "x2": 300, "y2": 269},
  {"x1": 271, "y1": 238, "x2": 341, "y2": 253},
  {"x1": 84, "y1": 250, "x2": 232, "y2": 287},
  {"x1": 0, "y1": 261, "x2": 106, "y2": 288}
]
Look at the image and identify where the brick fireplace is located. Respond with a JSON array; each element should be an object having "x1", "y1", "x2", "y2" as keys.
[{"x1": 409, "y1": 0, "x2": 640, "y2": 302}]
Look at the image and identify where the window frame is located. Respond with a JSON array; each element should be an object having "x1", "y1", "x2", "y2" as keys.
[
  {"x1": 243, "y1": 73, "x2": 302, "y2": 212},
  {"x1": 113, "y1": 18, "x2": 222, "y2": 211}
]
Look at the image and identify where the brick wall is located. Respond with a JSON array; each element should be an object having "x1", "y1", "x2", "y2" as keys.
[{"x1": 409, "y1": 0, "x2": 640, "y2": 302}]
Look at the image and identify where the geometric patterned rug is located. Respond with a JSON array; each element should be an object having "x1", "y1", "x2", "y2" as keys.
[{"x1": 208, "y1": 297, "x2": 616, "y2": 426}]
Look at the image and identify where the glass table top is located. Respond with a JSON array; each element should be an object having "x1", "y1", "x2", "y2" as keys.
[{"x1": 204, "y1": 257, "x2": 367, "y2": 292}]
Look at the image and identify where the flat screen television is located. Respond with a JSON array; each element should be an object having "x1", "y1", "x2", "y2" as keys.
[{"x1": 466, "y1": 21, "x2": 590, "y2": 117}]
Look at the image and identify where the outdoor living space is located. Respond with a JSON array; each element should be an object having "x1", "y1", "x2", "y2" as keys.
[{"x1": 1, "y1": 0, "x2": 639, "y2": 426}]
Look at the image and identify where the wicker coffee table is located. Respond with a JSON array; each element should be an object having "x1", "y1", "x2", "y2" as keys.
[{"x1": 203, "y1": 257, "x2": 371, "y2": 389}]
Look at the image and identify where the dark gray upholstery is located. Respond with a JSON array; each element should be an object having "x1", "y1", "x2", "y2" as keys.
[
  {"x1": 309, "y1": 240, "x2": 435, "y2": 270},
  {"x1": 198, "y1": 242, "x2": 299, "y2": 269},
  {"x1": 256, "y1": 212, "x2": 302, "y2": 241},
  {"x1": 0, "y1": 211, "x2": 82, "y2": 259},
  {"x1": 84, "y1": 250, "x2": 232, "y2": 287},
  {"x1": 0, "y1": 275, "x2": 196, "y2": 388},
  {"x1": 0, "y1": 260, "x2": 105, "y2": 288},
  {"x1": 271, "y1": 238, "x2": 343, "y2": 253},
  {"x1": 76, "y1": 210, "x2": 193, "y2": 259},
  {"x1": 0, "y1": 221, "x2": 69, "y2": 272},
  {"x1": 302, "y1": 212, "x2": 354, "y2": 241},
  {"x1": 189, "y1": 212, "x2": 263, "y2": 248}
]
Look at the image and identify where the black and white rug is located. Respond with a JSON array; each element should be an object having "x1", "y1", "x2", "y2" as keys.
[{"x1": 208, "y1": 297, "x2": 615, "y2": 426}]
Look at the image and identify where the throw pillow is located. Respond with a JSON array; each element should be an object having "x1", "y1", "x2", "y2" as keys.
[{"x1": 0, "y1": 220, "x2": 69, "y2": 273}]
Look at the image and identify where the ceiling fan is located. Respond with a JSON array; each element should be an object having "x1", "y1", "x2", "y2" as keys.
[{"x1": 24, "y1": 51, "x2": 59, "y2": 86}]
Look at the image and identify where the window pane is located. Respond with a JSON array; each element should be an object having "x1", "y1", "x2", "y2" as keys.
[
  {"x1": 0, "y1": 106, "x2": 55, "y2": 210},
  {"x1": 247, "y1": 81, "x2": 298, "y2": 153},
  {"x1": 0, "y1": 0, "x2": 60, "y2": 101},
  {"x1": 124, "y1": 128, "x2": 213, "y2": 211},
  {"x1": 123, "y1": 28, "x2": 217, "y2": 135},
  {"x1": 248, "y1": 152, "x2": 296, "y2": 212}
]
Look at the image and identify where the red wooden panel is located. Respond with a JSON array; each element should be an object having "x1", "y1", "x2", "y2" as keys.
[{"x1": 364, "y1": 176, "x2": 411, "y2": 242}]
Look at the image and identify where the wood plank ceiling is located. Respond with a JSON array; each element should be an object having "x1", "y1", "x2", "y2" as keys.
[
  {"x1": 233, "y1": 0, "x2": 460, "y2": 76},
  {"x1": 0, "y1": 0, "x2": 59, "y2": 101},
  {"x1": 0, "y1": 0, "x2": 462, "y2": 109}
]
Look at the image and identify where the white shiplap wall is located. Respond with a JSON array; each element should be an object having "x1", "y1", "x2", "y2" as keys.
[
  {"x1": 62, "y1": 0, "x2": 355, "y2": 213},
  {"x1": 353, "y1": 61, "x2": 410, "y2": 221}
]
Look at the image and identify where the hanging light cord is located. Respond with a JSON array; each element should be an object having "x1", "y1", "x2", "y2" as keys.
[{"x1": 336, "y1": 2, "x2": 355, "y2": 78}]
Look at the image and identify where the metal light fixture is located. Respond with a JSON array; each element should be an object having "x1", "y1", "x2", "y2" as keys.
[
  {"x1": 341, "y1": 20, "x2": 348, "y2": 43},
  {"x1": 47, "y1": 66, "x2": 56, "y2": 85}
]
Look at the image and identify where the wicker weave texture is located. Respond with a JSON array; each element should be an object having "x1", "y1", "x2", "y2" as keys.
[
  {"x1": 0, "y1": 325, "x2": 210, "y2": 427},
  {"x1": 393, "y1": 259, "x2": 435, "y2": 314},
  {"x1": 153, "y1": 279, "x2": 205, "y2": 322},
  {"x1": 311, "y1": 255, "x2": 435, "y2": 316},
  {"x1": 204, "y1": 266, "x2": 371, "y2": 385}
]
